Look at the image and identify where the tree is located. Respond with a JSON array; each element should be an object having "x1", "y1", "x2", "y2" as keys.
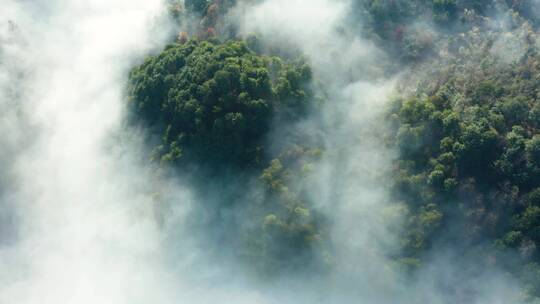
[
  {"x1": 128, "y1": 38, "x2": 319, "y2": 273},
  {"x1": 185, "y1": 0, "x2": 209, "y2": 16},
  {"x1": 128, "y1": 39, "x2": 312, "y2": 168},
  {"x1": 526, "y1": 135, "x2": 540, "y2": 170},
  {"x1": 499, "y1": 96, "x2": 530, "y2": 127}
]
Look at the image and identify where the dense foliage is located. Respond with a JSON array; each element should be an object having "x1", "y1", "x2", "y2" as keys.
[
  {"x1": 129, "y1": 39, "x2": 311, "y2": 167},
  {"x1": 137, "y1": 0, "x2": 540, "y2": 297},
  {"x1": 352, "y1": 0, "x2": 540, "y2": 62},
  {"x1": 128, "y1": 39, "x2": 321, "y2": 272},
  {"x1": 388, "y1": 20, "x2": 540, "y2": 299}
]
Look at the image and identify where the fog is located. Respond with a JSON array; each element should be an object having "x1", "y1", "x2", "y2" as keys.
[
  {"x1": 0, "y1": 0, "x2": 530, "y2": 303},
  {"x1": 0, "y1": 1, "x2": 222, "y2": 303}
]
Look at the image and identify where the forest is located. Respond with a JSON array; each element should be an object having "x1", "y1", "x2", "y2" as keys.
[
  {"x1": 125, "y1": 0, "x2": 540, "y2": 301},
  {"x1": 4, "y1": 0, "x2": 540, "y2": 303}
]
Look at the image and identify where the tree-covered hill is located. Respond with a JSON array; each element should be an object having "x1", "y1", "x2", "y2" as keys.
[
  {"x1": 128, "y1": 39, "x2": 311, "y2": 168},
  {"x1": 351, "y1": 0, "x2": 540, "y2": 63},
  {"x1": 388, "y1": 19, "x2": 540, "y2": 299},
  {"x1": 131, "y1": 0, "x2": 540, "y2": 299},
  {"x1": 128, "y1": 38, "x2": 323, "y2": 273}
]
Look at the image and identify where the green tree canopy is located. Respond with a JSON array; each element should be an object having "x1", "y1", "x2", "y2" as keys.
[{"x1": 128, "y1": 39, "x2": 312, "y2": 169}]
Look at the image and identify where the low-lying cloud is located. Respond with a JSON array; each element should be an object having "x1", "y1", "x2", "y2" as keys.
[{"x1": 0, "y1": 0, "x2": 530, "y2": 303}]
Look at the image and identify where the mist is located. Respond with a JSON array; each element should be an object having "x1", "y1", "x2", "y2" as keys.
[
  {"x1": 0, "y1": 1, "x2": 241, "y2": 303},
  {"x1": 0, "y1": 0, "x2": 535, "y2": 303}
]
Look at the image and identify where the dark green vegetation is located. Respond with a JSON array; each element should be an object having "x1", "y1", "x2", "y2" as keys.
[
  {"x1": 129, "y1": 39, "x2": 311, "y2": 168},
  {"x1": 128, "y1": 38, "x2": 315, "y2": 168},
  {"x1": 134, "y1": 0, "x2": 540, "y2": 299},
  {"x1": 354, "y1": 0, "x2": 540, "y2": 62},
  {"x1": 388, "y1": 20, "x2": 540, "y2": 299},
  {"x1": 168, "y1": 0, "x2": 238, "y2": 39},
  {"x1": 128, "y1": 39, "x2": 322, "y2": 272}
]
